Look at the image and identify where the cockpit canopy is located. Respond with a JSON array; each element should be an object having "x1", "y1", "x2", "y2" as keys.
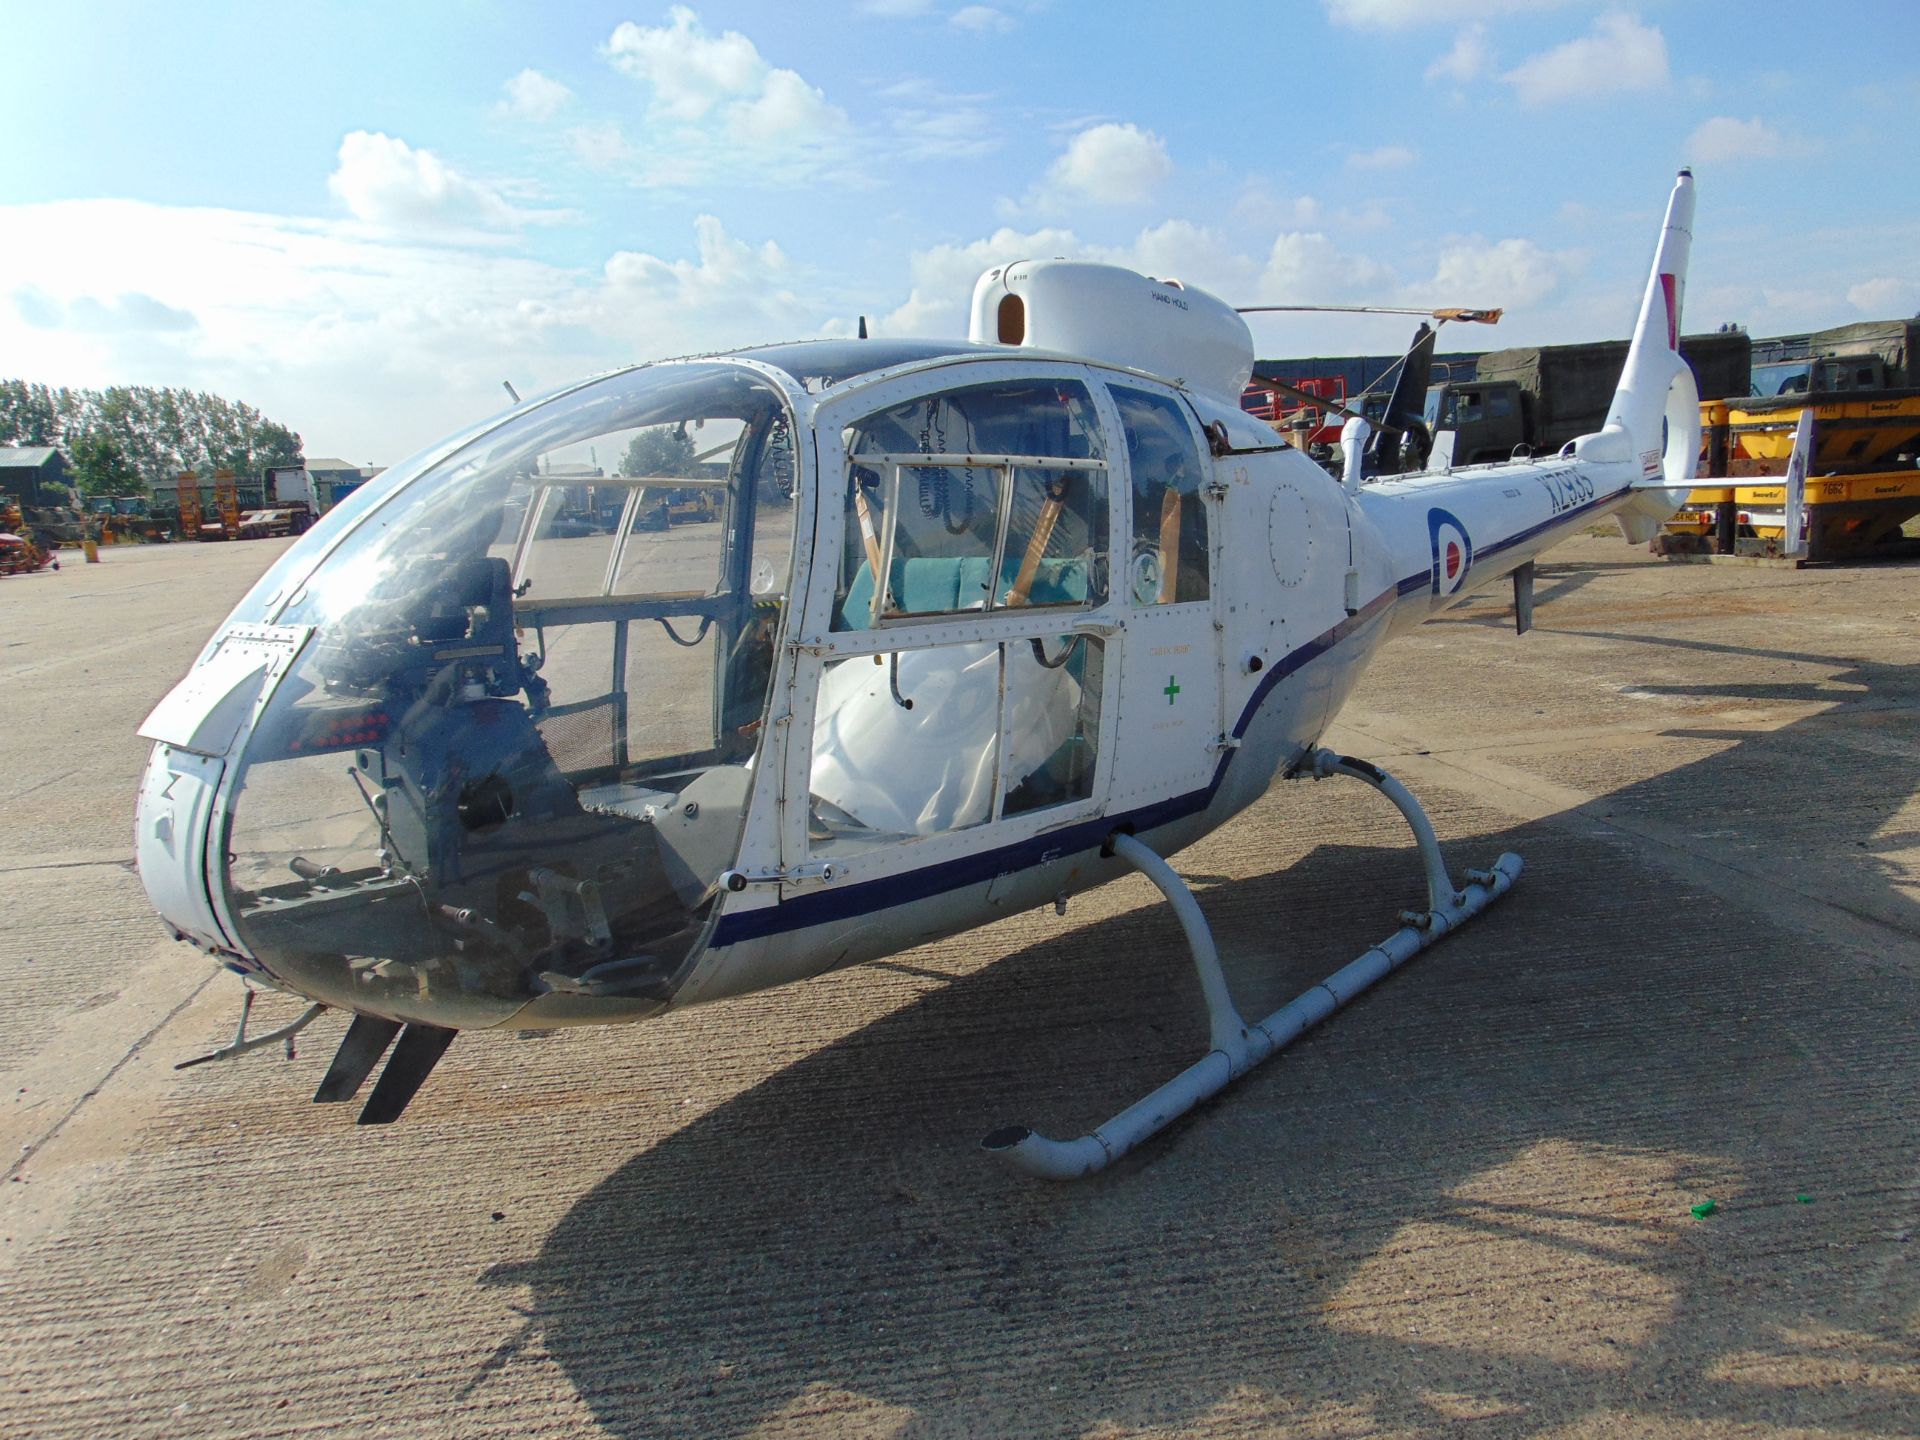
[{"x1": 221, "y1": 360, "x2": 801, "y2": 1028}]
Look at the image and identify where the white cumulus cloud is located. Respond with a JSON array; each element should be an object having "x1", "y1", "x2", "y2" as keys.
[
  {"x1": 598, "y1": 9, "x2": 853, "y2": 185},
  {"x1": 1260, "y1": 232, "x2": 1394, "y2": 302},
  {"x1": 1426, "y1": 24, "x2": 1492, "y2": 84},
  {"x1": 1503, "y1": 12, "x2": 1669, "y2": 106},
  {"x1": 1328, "y1": 0, "x2": 1569, "y2": 29},
  {"x1": 498, "y1": 69, "x2": 572, "y2": 123},
  {"x1": 1426, "y1": 237, "x2": 1569, "y2": 307},
  {"x1": 1847, "y1": 277, "x2": 1919, "y2": 314},
  {"x1": 725, "y1": 68, "x2": 846, "y2": 146},
  {"x1": 1685, "y1": 115, "x2": 1812, "y2": 164},
  {"x1": 327, "y1": 131, "x2": 557, "y2": 230},
  {"x1": 604, "y1": 7, "x2": 765, "y2": 120},
  {"x1": 598, "y1": 215, "x2": 799, "y2": 324},
  {"x1": 1042, "y1": 122, "x2": 1173, "y2": 206},
  {"x1": 951, "y1": 6, "x2": 1015, "y2": 32},
  {"x1": 1106, "y1": 220, "x2": 1253, "y2": 294}
]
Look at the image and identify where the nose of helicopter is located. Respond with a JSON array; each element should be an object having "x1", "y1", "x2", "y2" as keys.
[
  {"x1": 136, "y1": 657, "x2": 691, "y2": 1127},
  {"x1": 136, "y1": 626, "x2": 301, "y2": 963},
  {"x1": 135, "y1": 359, "x2": 799, "y2": 1121},
  {"x1": 136, "y1": 606, "x2": 725, "y2": 1048}
]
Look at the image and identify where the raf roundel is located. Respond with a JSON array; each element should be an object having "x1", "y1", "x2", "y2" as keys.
[{"x1": 1426, "y1": 506, "x2": 1475, "y2": 598}]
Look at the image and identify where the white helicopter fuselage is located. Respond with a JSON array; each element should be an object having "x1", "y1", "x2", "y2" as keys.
[
  {"x1": 132, "y1": 174, "x2": 1698, "y2": 1129},
  {"x1": 676, "y1": 392, "x2": 1659, "y2": 1008}
]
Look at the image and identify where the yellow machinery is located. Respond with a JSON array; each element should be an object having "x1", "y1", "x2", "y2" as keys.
[
  {"x1": 0, "y1": 497, "x2": 58, "y2": 574},
  {"x1": 1666, "y1": 395, "x2": 1920, "y2": 560},
  {"x1": 176, "y1": 472, "x2": 204, "y2": 539},
  {"x1": 1727, "y1": 390, "x2": 1920, "y2": 468},
  {"x1": 214, "y1": 468, "x2": 242, "y2": 539}
]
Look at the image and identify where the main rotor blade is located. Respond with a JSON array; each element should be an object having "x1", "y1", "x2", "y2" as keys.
[
  {"x1": 1238, "y1": 303, "x2": 1503, "y2": 325},
  {"x1": 313, "y1": 1014, "x2": 402, "y2": 1104},
  {"x1": 357, "y1": 1024, "x2": 458, "y2": 1125}
]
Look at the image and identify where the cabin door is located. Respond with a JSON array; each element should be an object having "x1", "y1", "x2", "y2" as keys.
[
  {"x1": 782, "y1": 363, "x2": 1121, "y2": 891},
  {"x1": 1103, "y1": 380, "x2": 1224, "y2": 810}
]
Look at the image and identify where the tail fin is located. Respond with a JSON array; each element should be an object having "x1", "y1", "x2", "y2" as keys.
[{"x1": 1588, "y1": 170, "x2": 1700, "y2": 541}]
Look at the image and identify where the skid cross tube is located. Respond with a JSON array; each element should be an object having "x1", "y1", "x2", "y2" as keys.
[
  {"x1": 174, "y1": 990, "x2": 326, "y2": 1070},
  {"x1": 982, "y1": 751, "x2": 1522, "y2": 1180}
]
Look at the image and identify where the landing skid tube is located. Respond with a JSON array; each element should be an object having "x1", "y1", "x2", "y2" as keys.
[{"x1": 981, "y1": 748, "x2": 1523, "y2": 1180}]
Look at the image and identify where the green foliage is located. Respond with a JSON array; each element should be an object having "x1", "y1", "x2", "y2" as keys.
[
  {"x1": 621, "y1": 424, "x2": 697, "y2": 478},
  {"x1": 67, "y1": 430, "x2": 143, "y2": 496},
  {"x1": 0, "y1": 381, "x2": 71, "y2": 447},
  {"x1": 0, "y1": 380, "x2": 303, "y2": 490}
]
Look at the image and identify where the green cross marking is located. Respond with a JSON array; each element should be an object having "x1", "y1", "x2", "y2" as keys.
[{"x1": 1163, "y1": 675, "x2": 1181, "y2": 705}]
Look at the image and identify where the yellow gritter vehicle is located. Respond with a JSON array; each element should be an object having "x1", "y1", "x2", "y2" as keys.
[{"x1": 1666, "y1": 355, "x2": 1920, "y2": 560}]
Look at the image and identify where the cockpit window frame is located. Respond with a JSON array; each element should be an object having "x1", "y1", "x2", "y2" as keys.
[{"x1": 841, "y1": 450, "x2": 1110, "y2": 629}]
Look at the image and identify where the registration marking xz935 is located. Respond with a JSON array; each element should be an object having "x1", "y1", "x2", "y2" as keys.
[{"x1": 1536, "y1": 468, "x2": 1595, "y2": 515}]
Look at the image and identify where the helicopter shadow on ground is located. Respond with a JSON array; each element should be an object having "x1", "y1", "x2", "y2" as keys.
[
  {"x1": 482, "y1": 654, "x2": 1919, "y2": 1439},
  {"x1": 1540, "y1": 634, "x2": 1920, "y2": 936},
  {"x1": 1428, "y1": 556, "x2": 1642, "y2": 628}
]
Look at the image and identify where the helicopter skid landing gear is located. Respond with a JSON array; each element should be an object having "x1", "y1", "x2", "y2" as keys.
[{"x1": 981, "y1": 749, "x2": 1522, "y2": 1180}]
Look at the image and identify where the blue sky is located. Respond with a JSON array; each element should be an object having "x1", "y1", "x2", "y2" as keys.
[{"x1": 4, "y1": 1, "x2": 1916, "y2": 462}]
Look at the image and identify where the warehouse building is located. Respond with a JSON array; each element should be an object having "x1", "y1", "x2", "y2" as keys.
[{"x1": 0, "y1": 446, "x2": 73, "y2": 507}]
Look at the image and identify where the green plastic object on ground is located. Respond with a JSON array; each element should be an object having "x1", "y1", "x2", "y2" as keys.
[
  {"x1": 1691, "y1": 1199, "x2": 1717, "y2": 1218},
  {"x1": 1796, "y1": 1193, "x2": 1813, "y2": 1204}
]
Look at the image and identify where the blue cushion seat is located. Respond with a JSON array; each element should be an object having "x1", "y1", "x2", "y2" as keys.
[{"x1": 839, "y1": 556, "x2": 1088, "y2": 628}]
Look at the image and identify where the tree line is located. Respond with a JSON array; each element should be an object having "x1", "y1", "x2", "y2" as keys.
[{"x1": 0, "y1": 380, "x2": 303, "y2": 496}]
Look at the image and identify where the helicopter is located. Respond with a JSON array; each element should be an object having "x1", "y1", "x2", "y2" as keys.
[{"x1": 135, "y1": 171, "x2": 1700, "y2": 1178}]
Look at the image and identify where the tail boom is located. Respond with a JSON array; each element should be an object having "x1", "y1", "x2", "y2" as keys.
[{"x1": 1354, "y1": 169, "x2": 1705, "y2": 621}]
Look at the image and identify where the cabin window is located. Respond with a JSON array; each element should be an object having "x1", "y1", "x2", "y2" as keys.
[
  {"x1": 833, "y1": 380, "x2": 1108, "y2": 629},
  {"x1": 808, "y1": 634, "x2": 1105, "y2": 851},
  {"x1": 494, "y1": 414, "x2": 793, "y2": 773},
  {"x1": 1487, "y1": 389, "x2": 1516, "y2": 420},
  {"x1": 1111, "y1": 385, "x2": 1209, "y2": 604}
]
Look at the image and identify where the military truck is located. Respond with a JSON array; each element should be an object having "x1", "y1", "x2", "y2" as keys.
[{"x1": 1425, "y1": 332, "x2": 1752, "y2": 466}]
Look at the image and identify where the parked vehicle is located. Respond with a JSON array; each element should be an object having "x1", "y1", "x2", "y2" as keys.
[
  {"x1": 1425, "y1": 333, "x2": 1752, "y2": 467},
  {"x1": 0, "y1": 530, "x2": 57, "y2": 574},
  {"x1": 237, "y1": 506, "x2": 316, "y2": 539}
]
